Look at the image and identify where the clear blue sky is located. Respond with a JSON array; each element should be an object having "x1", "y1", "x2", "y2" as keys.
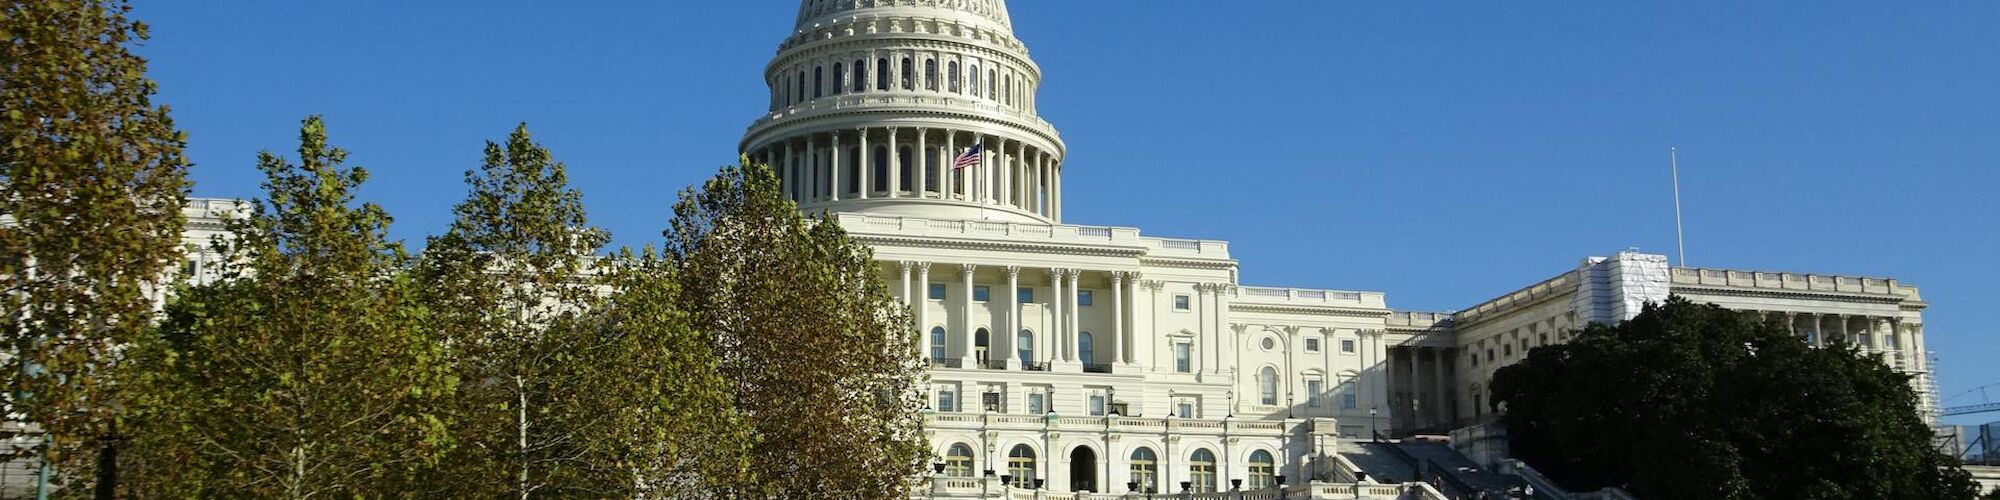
[{"x1": 131, "y1": 2, "x2": 1998, "y2": 424}]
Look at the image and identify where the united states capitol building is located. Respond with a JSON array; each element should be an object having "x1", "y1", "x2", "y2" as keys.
[
  {"x1": 158, "y1": 1, "x2": 1944, "y2": 499},
  {"x1": 726, "y1": 1, "x2": 1943, "y2": 498}
]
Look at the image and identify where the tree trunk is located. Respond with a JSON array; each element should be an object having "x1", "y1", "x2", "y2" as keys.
[{"x1": 517, "y1": 374, "x2": 530, "y2": 500}]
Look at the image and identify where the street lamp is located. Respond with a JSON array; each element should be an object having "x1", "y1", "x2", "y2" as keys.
[
  {"x1": 1369, "y1": 406, "x2": 1380, "y2": 441},
  {"x1": 1225, "y1": 390, "x2": 1234, "y2": 417}
]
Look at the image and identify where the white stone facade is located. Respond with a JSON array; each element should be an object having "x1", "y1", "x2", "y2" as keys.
[{"x1": 738, "y1": 2, "x2": 1941, "y2": 498}]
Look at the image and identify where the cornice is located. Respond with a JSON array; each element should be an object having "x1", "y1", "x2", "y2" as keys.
[
  {"x1": 850, "y1": 233, "x2": 1144, "y2": 259},
  {"x1": 1671, "y1": 285, "x2": 1917, "y2": 307},
  {"x1": 742, "y1": 105, "x2": 1064, "y2": 155},
  {"x1": 1137, "y1": 257, "x2": 1237, "y2": 272},
  {"x1": 771, "y1": 34, "x2": 1041, "y2": 81},
  {"x1": 1228, "y1": 302, "x2": 1391, "y2": 319}
]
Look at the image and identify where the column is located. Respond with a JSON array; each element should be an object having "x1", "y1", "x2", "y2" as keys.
[
  {"x1": 1123, "y1": 272, "x2": 1140, "y2": 365},
  {"x1": 830, "y1": 131, "x2": 843, "y2": 201},
  {"x1": 1052, "y1": 162, "x2": 1063, "y2": 221},
  {"x1": 917, "y1": 263, "x2": 931, "y2": 357},
  {"x1": 1196, "y1": 284, "x2": 1213, "y2": 373},
  {"x1": 1005, "y1": 266, "x2": 1020, "y2": 368},
  {"x1": 945, "y1": 132, "x2": 958, "y2": 200},
  {"x1": 1431, "y1": 348, "x2": 1448, "y2": 427},
  {"x1": 1110, "y1": 271, "x2": 1125, "y2": 365},
  {"x1": 916, "y1": 127, "x2": 929, "y2": 197},
  {"x1": 858, "y1": 129, "x2": 871, "y2": 199},
  {"x1": 999, "y1": 139, "x2": 1013, "y2": 207},
  {"x1": 887, "y1": 127, "x2": 901, "y2": 197},
  {"x1": 958, "y1": 264, "x2": 977, "y2": 365},
  {"x1": 1065, "y1": 269, "x2": 1082, "y2": 364},
  {"x1": 1049, "y1": 269, "x2": 1067, "y2": 361},
  {"x1": 781, "y1": 141, "x2": 794, "y2": 199},
  {"x1": 1811, "y1": 313, "x2": 1825, "y2": 347},
  {"x1": 805, "y1": 133, "x2": 818, "y2": 201}
]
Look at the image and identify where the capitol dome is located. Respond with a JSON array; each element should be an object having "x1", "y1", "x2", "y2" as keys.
[{"x1": 743, "y1": 0, "x2": 1066, "y2": 224}]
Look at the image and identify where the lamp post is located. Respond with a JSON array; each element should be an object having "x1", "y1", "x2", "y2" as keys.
[
  {"x1": 1369, "y1": 406, "x2": 1380, "y2": 441},
  {"x1": 1225, "y1": 390, "x2": 1234, "y2": 418}
]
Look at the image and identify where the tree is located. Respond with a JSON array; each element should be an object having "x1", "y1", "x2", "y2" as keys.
[
  {"x1": 666, "y1": 160, "x2": 927, "y2": 498},
  {"x1": 416, "y1": 125, "x2": 742, "y2": 498},
  {"x1": 0, "y1": 0, "x2": 191, "y2": 490},
  {"x1": 125, "y1": 117, "x2": 454, "y2": 498},
  {"x1": 1490, "y1": 297, "x2": 1978, "y2": 499}
]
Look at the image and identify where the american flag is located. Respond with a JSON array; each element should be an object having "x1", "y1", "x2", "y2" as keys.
[{"x1": 952, "y1": 143, "x2": 983, "y2": 170}]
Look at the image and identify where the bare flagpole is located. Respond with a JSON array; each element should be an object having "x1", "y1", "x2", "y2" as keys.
[{"x1": 1671, "y1": 146, "x2": 1687, "y2": 267}]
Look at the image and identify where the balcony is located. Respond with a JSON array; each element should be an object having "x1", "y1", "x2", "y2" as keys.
[
  {"x1": 981, "y1": 359, "x2": 1009, "y2": 370},
  {"x1": 930, "y1": 358, "x2": 963, "y2": 369},
  {"x1": 1022, "y1": 361, "x2": 1049, "y2": 372}
]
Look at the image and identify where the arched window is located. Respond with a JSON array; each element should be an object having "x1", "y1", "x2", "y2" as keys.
[
  {"x1": 974, "y1": 328, "x2": 990, "y2": 362},
  {"x1": 797, "y1": 70, "x2": 806, "y2": 103},
  {"x1": 969, "y1": 64, "x2": 981, "y2": 95},
  {"x1": 1129, "y1": 448, "x2": 1159, "y2": 493},
  {"x1": 1007, "y1": 445, "x2": 1036, "y2": 488},
  {"x1": 901, "y1": 57, "x2": 914, "y2": 90},
  {"x1": 948, "y1": 61, "x2": 961, "y2": 92},
  {"x1": 832, "y1": 63, "x2": 844, "y2": 95},
  {"x1": 1078, "y1": 332, "x2": 1095, "y2": 365},
  {"x1": 876, "y1": 58, "x2": 890, "y2": 91},
  {"x1": 813, "y1": 66, "x2": 823, "y2": 99},
  {"x1": 925, "y1": 59, "x2": 938, "y2": 90},
  {"x1": 1260, "y1": 367, "x2": 1279, "y2": 405},
  {"x1": 930, "y1": 327, "x2": 947, "y2": 361},
  {"x1": 898, "y1": 145, "x2": 914, "y2": 191},
  {"x1": 924, "y1": 148, "x2": 939, "y2": 192},
  {"x1": 846, "y1": 147, "x2": 861, "y2": 194},
  {"x1": 1248, "y1": 450, "x2": 1276, "y2": 488},
  {"x1": 1002, "y1": 74, "x2": 1011, "y2": 105},
  {"x1": 987, "y1": 69, "x2": 997, "y2": 100},
  {"x1": 852, "y1": 59, "x2": 866, "y2": 92},
  {"x1": 1189, "y1": 449, "x2": 1217, "y2": 492},
  {"x1": 1017, "y1": 330, "x2": 1034, "y2": 365},
  {"x1": 946, "y1": 443, "x2": 976, "y2": 477},
  {"x1": 872, "y1": 145, "x2": 890, "y2": 192}
]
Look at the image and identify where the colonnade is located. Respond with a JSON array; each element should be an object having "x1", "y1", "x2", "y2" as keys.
[
  {"x1": 768, "y1": 41, "x2": 1038, "y2": 114},
  {"x1": 896, "y1": 263, "x2": 1135, "y2": 371},
  {"x1": 1390, "y1": 346, "x2": 1455, "y2": 432},
  {"x1": 750, "y1": 127, "x2": 1062, "y2": 220},
  {"x1": 1743, "y1": 311, "x2": 1926, "y2": 371}
]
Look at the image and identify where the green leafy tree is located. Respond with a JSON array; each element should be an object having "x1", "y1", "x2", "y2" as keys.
[
  {"x1": 417, "y1": 125, "x2": 743, "y2": 498},
  {"x1": 126, "y1": 117, "x2": 454, "y2": 498},
  {"x1": 667, "y1": 160, "x2": 927, "y2": 498},
  {"x1": 1491, "y1": 297, "x2": 1978, "y2": 499},
  {"x1": 0, "y1": 0, "x2": 191, "y2": 490}
]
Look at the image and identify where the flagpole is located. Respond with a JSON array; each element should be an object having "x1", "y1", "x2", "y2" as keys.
[{"x1": 1671, "y1": 146, "x2": 1686, "y2": 267}]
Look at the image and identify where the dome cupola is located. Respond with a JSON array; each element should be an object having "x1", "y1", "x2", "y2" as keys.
[{"x1": 742, "y1": 0, "x2": 1068, "y2": 224}]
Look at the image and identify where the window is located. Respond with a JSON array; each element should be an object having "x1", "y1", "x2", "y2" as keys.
[
  {"x1": 1018, "y1": 287, "x2": 1034, "y2": 303},
  {"x1": 1079, "y1": 332, "x2": 1095, "y2": 365},
  {"x1": 1176, "y1": 400, "x2": 1196, "y2": 418},
  {"x1": 1248, "y1": 450, "x2": 1276, "y2": 489},
  {"x1": 1130, "y1": 448, "x2": 1159, "y2": 493},
  {"x1": 1486, "y1": 349, "x2": 1495, "y2": 362},
  {"x1": 1017, "y1": 330, "x2": 1034, "y2": 365},
  {"x1": 974, "y1": 329, "x2": 990, "y2": 362},
  {"x1": 988, "y1": 69, "x2": 997, "y2": 100},
  {"x1": 938, "y1": 388, "x2": 956, "y2": 412},
  {"x1": 1002, "y1": 74, "x2": 1011, "y2": 105},
  {"x1": 1173, "y1": 294, "x2": 1191, "y2": 311},
  {"x1": 969, "y1": 64, "x2": 981, "y2": 94},
  {"x1": 1306, "y1": 379, "x2": 1323, "y2": 407},
  {"x1": 1260, "y1": 337, "x2": 1276, "y2": 351},
  {"x1": 1305, "y1": 338, "x2": 1321, "y2": 352},
  {"x1": 982, "y1": 391, "x2": 1002, "y2": 412},
  {"x1": 974, "y1": 285, "x2": 991, "y2": 302},
  {"x1": 1088, "y1": 393, "x2": 1106, "y2": 416},
  {"x1": 901, "y1": 57, "x2": 914, "y2": 90},
  {"x1": 1174, "y1": 343, "x2": 1192, "y2": 373},
  {"x1": 813, "y1": 66, "x2": 823, "y2": 98},
  {"x1": 1027, "y1": 389, "x2": 1046, "y2": 414},
  {"x1": 1341, "y1": 339, "x2": 1356, "y2": 353},
  {"x1": 832, "y1": 63, "x2": 844, "y2": 95},
  {"x1": 898, "y1": 146, "x2": 914, "y2": 191},
  {"x1": 846, "y1": 148, "x2": 862, "y2": 193},
  {"x1": 1470, "y1": 351, "x2": 1480, "y2": 367},
  {"x1": 1540, "y1": 333, "x2": 1549, "y2": 345},
  {"x1": 1503, "y1": 344, "x2": 1513, "y2": 357},
  {"x1": 925, "y1": 59, "x2": 938, "y2": 90},
  {"x1": 948, "y1": 61, "x2": 960, "y2": 92},
  {"x1": 1340, "y1": 380, "x2": 1358, "y2": 409},
  {"x1": 930, "y1": 327, "x2": 947, "y2": 361},
  {"x1": 872, "y1": 145, "x2": 889, "y2": 191},
  {"x1": 1078, "y1": 290, "x2": 1094, "y2": 307},
  {"x1": 929, "y1": 283, "x2": 947, "y2": 300},
  {"x1": 876, "y1": 58, "x2": 890, "y2": 91},
  {"x1": 1258, "y1": 367, "x2": 1278, "y2": 405},
  {"x1": 945, "y1": 444, "x2": 976, "y2": 477},
  {"x1": 1189, "y1": 449, "x2": 1217, "y2": 493},
  {"x1": 1007, "y1": 445, "x2": 1036, "y2": 488},
  {"x1": 797, "y1": 71, "x2": 805, "y2": 103},
  {"x1": 852, "y1": 59, "x2": 866, "y2": 92}
]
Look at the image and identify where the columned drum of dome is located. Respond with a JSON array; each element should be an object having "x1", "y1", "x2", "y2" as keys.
[{"x1": 742, "y1": 0, "x2": 1066, "y2": 224}]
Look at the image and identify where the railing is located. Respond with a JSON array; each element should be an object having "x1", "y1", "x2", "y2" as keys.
[
  {"x1": 1418, "y1": 458, "x2": 1483, "y2": 500},
  {"x1": 1082, "y1": 363, "x2": 1112, "y2": 373},
  {"x1": 982, "y1": 359, "x2": 1009, "y2": 370},
  {"x1": 1023, "y1": 361, "x2": 1049, "y2": 371},
  {"x1": 930, "y1": 358, "x2": 962, "y2": 369}
]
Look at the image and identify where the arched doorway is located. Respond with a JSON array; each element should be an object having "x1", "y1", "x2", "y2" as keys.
[{"x1": 1069, "y1": 446, "x2": 1098, "y2": 492}]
